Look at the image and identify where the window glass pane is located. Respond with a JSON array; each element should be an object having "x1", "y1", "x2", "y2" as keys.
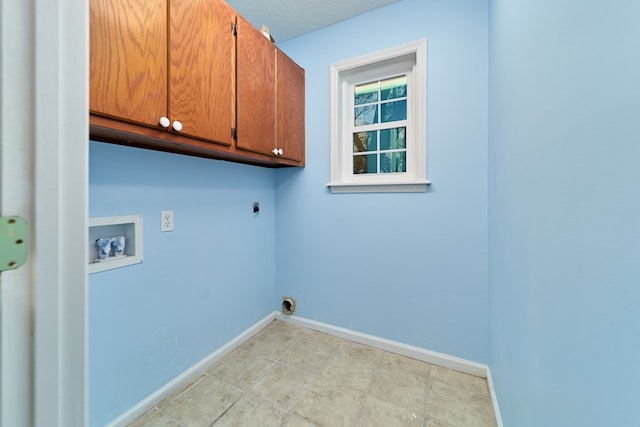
[
  {"x1": 353, "y1": 131, "x2": 377, "y2": 153},
  {"x1": 380, "y1": 127, "x2": 406, "y2": 150},
  {"x1": 381, "y1": 152, "x2": 406, "y2": 173},
  {"x1": 380, "y1": 76, "x2": 406, "y2": 100},
  {"x1": 381, "y1": 100, "x2": 407, "y2": 123},
  {"x1": 353, "y1": 153, "x2": 378, "y2": 174},
  {"x1": 355, "y1": 105, "x2": 378, "y2": 126},
  {"x1": 354, "y1": 81, "x2": 378, "y2": 105}
]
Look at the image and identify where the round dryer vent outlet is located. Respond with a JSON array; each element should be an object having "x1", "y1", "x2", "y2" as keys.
[{"x1": 282, "y1": 297, "x2": 296, "y2": 315}]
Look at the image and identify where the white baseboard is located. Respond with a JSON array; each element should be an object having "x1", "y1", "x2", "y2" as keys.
[
  {"x1": 276, "y1": 313, "x2": 488, "y2": 377},
  {"x1": 486, "y1": 368, "x2": 504, "y2": 427},
  {"x1": 107, "y1": 311, "x2": 502, "y2": 427},
  {"x1": 106, "y1": 311, "x2": 279, "y2": 427}
]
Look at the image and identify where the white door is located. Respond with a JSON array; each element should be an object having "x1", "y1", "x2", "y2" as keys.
[
  {"x1": 1, "y1": 1, "x2": 37, "y2": 424},
  {"x1": 1, "y1": 0, "x2": 88, "y2": 425}
]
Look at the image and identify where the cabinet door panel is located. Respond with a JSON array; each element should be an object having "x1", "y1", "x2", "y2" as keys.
[
  {"x1": 170, "y1": 0, "x2": 235, "y2": 146},
  {"x1": 90, "y1": 0, "x2": 167, "y2": 127},
  {"x1": 236, "y1": 17, "x2": 276, "y2": 156},
  {"x1": 277, "y1": 52, "x2": 305, "y2": 163}
]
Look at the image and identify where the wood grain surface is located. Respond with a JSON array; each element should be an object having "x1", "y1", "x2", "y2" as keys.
[
  {"x1": 90, "y1": 0, "x2": 168, "y2": 126},
  {"x1": 170, "y1": 0, "x2": 235, "y2": 145},
  {"x1": 236, "y1": 15, "x2": 276, "y2": 156},
  {"x1": 276, "y1": 51, "x2": 305, "y2": 163}
]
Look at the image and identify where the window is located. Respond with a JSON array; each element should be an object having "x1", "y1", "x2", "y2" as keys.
[
  {"x1": 328, "y1": 40, "x2": 428, "y2": 193},
  {"x1": 353, "y1": 76, "x2": 408, "y2": 175}
]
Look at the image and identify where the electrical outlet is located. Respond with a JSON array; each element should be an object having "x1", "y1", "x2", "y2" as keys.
[
  {"x1": 161, "y1": 210, "x2": 174, "y2": 232},
  {"x1": 253, "y1": 202, "x2": 260, "y2": 216}
]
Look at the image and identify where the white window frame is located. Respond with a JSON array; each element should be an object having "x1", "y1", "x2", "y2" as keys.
[{"x1": 329, "y1": 39, "x2": 428, "y2": 193}]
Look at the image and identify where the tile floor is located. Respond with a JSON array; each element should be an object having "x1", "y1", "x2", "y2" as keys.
[{"x1": 129, "y1": 320, "x2": 496, "y2": 427}]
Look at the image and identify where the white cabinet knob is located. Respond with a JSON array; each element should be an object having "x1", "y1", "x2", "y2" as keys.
[
  {"x1": 172, "y1": 121, "x2": 183, "y2": 132},
  {"x1": 159, "y1": 116, "x2": 170, "y2": 128},
  {"x1": 272, "y1": 148, "x2": 284, "y2": 156}
]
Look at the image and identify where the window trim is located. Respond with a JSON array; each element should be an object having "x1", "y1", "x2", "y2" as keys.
[{"x1": 328, "y1": 39, "x2": 429, "y2": 193}]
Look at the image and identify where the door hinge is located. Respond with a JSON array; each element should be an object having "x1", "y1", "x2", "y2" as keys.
[
  {"x1": 231, "y1": 22, "x2": 237, "y2": 36},
  {"x1": 0, "y1": 216, "x2": 27, "y2": 272},
  {"x1": 231, "y1": 127, "x2": 237, "y2": 140}
]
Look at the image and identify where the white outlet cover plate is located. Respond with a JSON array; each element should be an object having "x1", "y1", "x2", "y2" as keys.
[{"x1": 161, "y1": 210, "x2": 174, "y2": 232}]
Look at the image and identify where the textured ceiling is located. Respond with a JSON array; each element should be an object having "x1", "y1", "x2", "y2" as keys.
[{"x1": 225, "y1": 0, "x2": 401, "y2": 42}]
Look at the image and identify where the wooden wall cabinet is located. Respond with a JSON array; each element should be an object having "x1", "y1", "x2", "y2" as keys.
[
  {"x1": 276, "y1": 50, "x2": 305, "y2": 164},
  {"x1": 90, "y1": 0, "x2": 235, "y2": 147},
  {"x1": 235, "y1": 17, "x2": 276, "y2": 158},
  {"x1": 169, "y1": 0, "x2": 235, "y2": 146},
  {"x1": 236, "y1": 17, "x2": 305, "y2": 165},
  {"x1": 89, "y1": 0, "x2": 304, "y2": 167},
  {"x1": 90, "y1": 0, "x2": 168, "y2": 128}
]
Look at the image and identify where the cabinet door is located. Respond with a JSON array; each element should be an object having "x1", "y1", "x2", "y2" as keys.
[
  {"x1": 276, "y1": 51, "x2": 305, "y2": 163},
  {"x1": 236, "y1": 16, "x2": 276, "y2": 156},
  {"x1": 170, "y1": 0, "x2": 235, "y2": 146},
  {"x1": 90, "y1": 0, "x2": 167, "y2": 127}
]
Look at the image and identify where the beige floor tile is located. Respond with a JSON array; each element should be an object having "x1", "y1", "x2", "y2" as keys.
[
  {"x1": 292, "y1": 378, "x2": 365, "y2": 426},
  {"x1": 315, "y1": 340, "x2": 380, "y2": 393},
  {"x1": 127, "y1": 408, "x2": 180, "y2": 427},
  {"x1": 318, "y1": 362, "x2": 376, "y2": 392},
  {"x1": 294, "y1": 330, "x2": 343, "y2": 356},
  {"x1": 280, "y1": 343, "x2": 332, "y2": 375},
  {"x1": 369, "y1": 352, "x2": 431, "y2": 414},
  {"x1": 379, "y1": 351, "x2": 432, "y2": 377},
  {"x1": 242, "y1": 328, "x2": 297, "y2": 360},
  {"x1": 368, "y1": 368, "x2": 429, "y2": 414},
  {"x1": 331, "y1": 340, "x2": 382, "y2": 369},
  {"x1": 128, "y1": 323, "x2": 497, "y2": 427},
  {"x1": 430, "y1": 365, "x2": 489, "y2": 396},
  {"x1": 267, "y1": 320, "x2": 308, "y2": 339},
  {"x1": 207, "y1": 349, "x2": 275, "y2": 390},
  {"x1": 127, "y1": 407, "x2": 158, "y2": 427},
  {"x1": 282, "y1": 414, "x2": 320, "y2": 427},
  {"x1": 427, "y1": 379, "x2": 496, "y2": 427},
  {"x1": 247, "y1": 362, "x2": 316, "y2": 410},
  {"x1": 156, "y1": 374, "x2": 206, "y2": 410},
  {"x1": 162, "y1": 375, "x2": 242, "y2": 426},
  {"x1": 355, "y1": 395, "x2": 425, "y2": 427},
  {"x1": 212, "y1": 395, "x2": 288, "y2": 427},
  {"x1": 425, "y1": 417, "x2": 449, "y2": 427}
]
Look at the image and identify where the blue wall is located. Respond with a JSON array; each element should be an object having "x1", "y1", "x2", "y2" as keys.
[
  {"x1": 88, "y1": 1, "x2": 640, "y2": 425},
  {"x1": 275, "y1": 0, "x2": 489, "y2": 363},
  {"x1": 88, "y1": 142, "x2": 276, "y2": 426},
  {"x1": 489, "y1": 1, "x2": 640, "y2": 425}
]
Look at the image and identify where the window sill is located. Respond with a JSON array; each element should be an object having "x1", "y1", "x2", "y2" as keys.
[{"x1": 327, "y1": 180, "x2": 430, "y2": 193}]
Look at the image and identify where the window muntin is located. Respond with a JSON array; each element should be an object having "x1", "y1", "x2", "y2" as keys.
[
  {"x1": 354, "y1": 76, "x2": 407, "y2": 126},
  {"x1": 352, "y1": 127, "x2": 406, "y2": 174},
  {"x1": 351, "y1": 75, "x2": 408, "y2": 175}
]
